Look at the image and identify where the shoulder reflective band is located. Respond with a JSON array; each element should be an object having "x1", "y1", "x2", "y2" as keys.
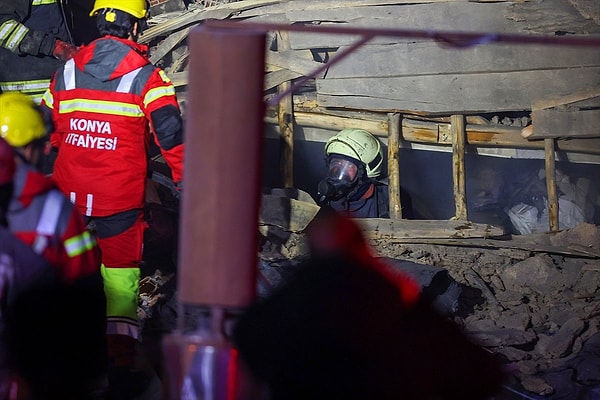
[
  {"x1": 32, "y1": 190, "x2": 63, "y2": 254},
  {"x1": 116, "y1": 67, "x2": 142, "y2": 93}
]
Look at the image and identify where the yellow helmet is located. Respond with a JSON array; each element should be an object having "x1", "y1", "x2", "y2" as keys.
[
  {"x1": 90, "y1": 0, "x2": 148, "y2": 19},
  {"x1": 0, "y1": 92, "x2": 47, "y2": 148}
]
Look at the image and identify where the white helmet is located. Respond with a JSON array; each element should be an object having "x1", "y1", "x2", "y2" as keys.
[{"x1": 324, "y1": 129, "x2": 383, "y2": 178}]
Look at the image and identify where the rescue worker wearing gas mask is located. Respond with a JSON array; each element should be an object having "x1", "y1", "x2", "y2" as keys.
[{"x1": 317, "y1": 129, "x2": 389, "y2": 218}]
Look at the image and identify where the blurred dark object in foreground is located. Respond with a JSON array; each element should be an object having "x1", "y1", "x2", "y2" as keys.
[{"x1": 233, "y1": 210, "x2": 505, "y2": 400}]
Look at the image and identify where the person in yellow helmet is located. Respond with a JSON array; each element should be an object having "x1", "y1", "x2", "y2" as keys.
[
  {"x1": 41, "y1": 0, "x2": 183, "y2": 397},
  {"x1": 0, "y1": 136, "x2": 58, "y2": 399},
  {"x1": 0, "y1": 92, "x2": 102, "y2": 283},
  {"x1": 0, "y1": 92, "x2": 106, "y2": 398}
]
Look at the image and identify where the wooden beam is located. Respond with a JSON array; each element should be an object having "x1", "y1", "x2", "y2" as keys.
[
  {"x1": 327, "y1": 43, "x2": 600, "y2": 79},
  {"x1": 267, "y1": 110, "x2": 600, "y2": 156},
  {"x1": 266, "y1": 49, "x2": 326, "y2": 76},
  {"x1": 317, "y1": 67, "x2": 600, "y2": 114},
  {"x1": 149, "y1": 27, "x2": 190, "y2": 65},
  {"x1": 387, "y1": 113, "x2": 402, "y2": 219},
  {"x1": 265, "y1": 69, "x2": 303, "y2": 91},
  {"x1": 140, "y1": 0, "x2": 281, "y2": 44},
  {"x1": 371, "y1": 237, "x2": 600, "y2": 259},
  {"x1": 277, "y1": 31, "x2": 295, "y2": 188},
  {"x1": 294, "y1": 111, "x2": 388, "y2": 135},
  {"x1": 401, "y1": 118, "x2": 600, "y2": 155},
  {"x1": 532, "y1": 86, "x2": 600, "y2": 111},
  {"x1": 451, "y1": 115, "x2": 467, "y2": 220},
  {"x1": 530, "y1": 99, "x2": 600, "y2": 139},
  {"x1": 545, "y1": 138, "x2": 559, "y2": 232},
  {"x1": 355, "y1": 218, "x2": 505, "y2": 240}
]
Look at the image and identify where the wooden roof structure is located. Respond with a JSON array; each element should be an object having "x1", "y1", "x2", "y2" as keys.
[
  {"x1": 143, "y1": 0, "x2": 600, "y2": 230},
  {"x1": 142, "y1": 0, "x2": 599, "y2": 149}
]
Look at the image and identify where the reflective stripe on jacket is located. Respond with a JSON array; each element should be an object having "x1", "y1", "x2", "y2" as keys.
[
  {"x1": 43, "y1": 36, "x2": 184, "y2": 217},
  {"x1": 8, "y1": 164, "x2": 101, "y2": 283}
]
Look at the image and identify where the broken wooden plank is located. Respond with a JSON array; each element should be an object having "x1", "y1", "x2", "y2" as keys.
[
  {"x1": 282, "y1": 2, "x2": 534, "y2": 50},
  {"x1": 141, "y1": 0, "x2": 281, "y2": 44},
  {"x1": 149, "y1": 27, "x2": 190, "y2": 65},
  {"x1": 168, "y1": 68, "x2": 304, "y2": 93},
  {"x1": 265, "y1": 69, "x2": 303, "y2": 91},
  {"x1": 326, "y1": 42, "x2": 600, "y2": 79},
  {"x1": 259, "y1": 194, "x2": 320, "y2": 233},
  {"x1": 370, "y1": 237, "x2": 600, "y2": 259},
  {"x1": 355, "y1": 218, "x2": 505, "y2": 240},
  {"x1": 236, "y1": 0, "x2": 451, "y2": 19},
  {"x1": 526, "y1": 88, "x2": 600, "y2": 139},
  {"x1": 530, "y1": 107, "x2": 600, "y2": 139},
  {"x1": 532, "y1": 86, "x2": 600, "y2": 111},
  {"x1": 316, "y1": 67, "x2": 600, "y2": 114},
  {"x1": 505, "y1": 0, "x2": 600, "y2": 35},
  {"x1": 266, "y1": 50, "x2": 326, "y2": 77}
]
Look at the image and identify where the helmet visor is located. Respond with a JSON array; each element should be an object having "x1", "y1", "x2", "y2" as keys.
[{"x1": 327, "y1": 157, "x2": 358, "y2": 182}]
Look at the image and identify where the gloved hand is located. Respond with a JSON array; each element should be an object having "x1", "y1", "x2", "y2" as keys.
[{"x1": 52, "y1": 39, "x2": 79, "y2": 61}]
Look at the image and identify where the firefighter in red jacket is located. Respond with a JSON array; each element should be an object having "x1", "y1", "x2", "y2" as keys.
[
  {"x1": 0, "y1": 137, "x2": 57, "y2": 398},
  {"x1": 0, "y1": 136, "x2": 107, "y2": 400},
  {"x1": 41, "y1": 0, "x2": 184, "y2": 393},
  {"x1": 1, "y1": 92, "x2": 102, "y2": 284},
  {"x1": 0, "y1": 0, "x2": 79, "y2": 104}
]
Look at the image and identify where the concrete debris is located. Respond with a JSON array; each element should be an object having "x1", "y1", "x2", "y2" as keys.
[{"x1": 256, "y1": 220, "x2": 600, "y2": 399}]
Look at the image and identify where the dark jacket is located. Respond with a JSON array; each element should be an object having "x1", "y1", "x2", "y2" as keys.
[
  {"x1": 0, "y1": 0, "x2": 73, "y2": 103},
  {"x1": 329, "y1": 180, "x2": 390, "y2": 218}
]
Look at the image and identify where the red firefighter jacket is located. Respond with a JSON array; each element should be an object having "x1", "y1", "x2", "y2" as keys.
[
  {"x1": 43, "y1": 36, "x2": 184, "y2": 217},
  {"x1": 7, "y1": 163, "x2": 101, "y2": 283}
]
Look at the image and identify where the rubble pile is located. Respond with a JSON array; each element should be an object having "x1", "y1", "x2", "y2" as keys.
[
  {"x1": 258, "y1": 206, "x2": 600, "y2": 399},
  {"x1": 372, "y1": 222, "x2": 600, "y2": 399},
  {"x1": 140, "y1": 182, "x2": 600, "y2": 399}
]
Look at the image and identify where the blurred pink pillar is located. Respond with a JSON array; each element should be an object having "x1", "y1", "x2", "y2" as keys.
[{"x1": 178, "y1": 24, "x2": 266, "y2": 308}]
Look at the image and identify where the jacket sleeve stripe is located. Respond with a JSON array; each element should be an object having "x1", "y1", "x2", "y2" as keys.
[
  {"x1": 0, "y1": 21, "x2": 29, "y2": 52},
  {"x1": 59, "y1": 99, "x2": 144, "y2": 117},
  {"x1": 144, "y1": 86, "x2": 176, "y2": 108},
  {"x1": 42, "y1": 89, "x2": 54, "y2": 109},
  {"x1": 64, "y1": 231, "x2": 98, "y2": 258}
]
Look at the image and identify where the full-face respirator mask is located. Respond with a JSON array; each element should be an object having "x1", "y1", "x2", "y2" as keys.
[{"x1": 317, "y1": 155, "x2": 366, "y2": 203}]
